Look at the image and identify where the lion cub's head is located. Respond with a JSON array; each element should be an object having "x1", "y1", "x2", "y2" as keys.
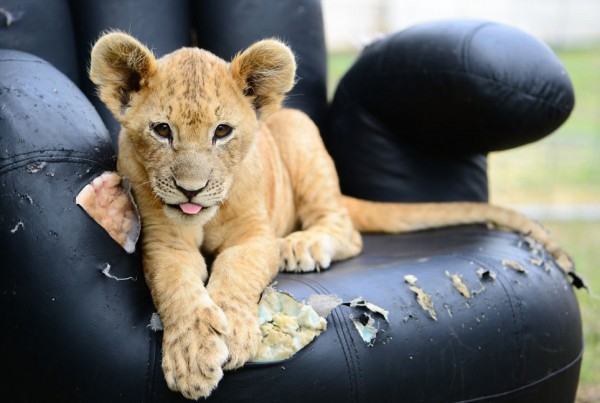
[{"x1": 89, "y1": 32, "x2": 295, "y2": 224}]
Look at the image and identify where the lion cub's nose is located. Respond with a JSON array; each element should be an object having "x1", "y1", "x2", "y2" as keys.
[{"x1": 174, "y1": 180, "x2": 208, "y2": 200}]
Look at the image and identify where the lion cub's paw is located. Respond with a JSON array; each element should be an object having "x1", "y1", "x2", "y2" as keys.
[
  {"x1": 279, "y1": 231, "x2": 335, "y2": 272},
  {"x1": 162, "y1": 302, "x2": 230, "y2": 399},
  {"x1": 211, "y1": 293, "x2": 262, "y2": 370}
]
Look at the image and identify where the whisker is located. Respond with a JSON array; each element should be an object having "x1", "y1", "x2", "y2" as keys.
[
  {"x1": 151, "y1": 195, "x2": 161, "y2": 209},
  {"x1": 134, "y1": 181, "x2": 152, "y2": 190}
]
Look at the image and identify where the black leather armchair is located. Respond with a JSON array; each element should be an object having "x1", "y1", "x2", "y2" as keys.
[{"x1": 0, "y1": 1, "x2": 582, "y2": 401}]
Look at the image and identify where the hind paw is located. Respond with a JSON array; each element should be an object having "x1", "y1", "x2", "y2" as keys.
[
  {"x1": 76, "y1": 172, "x2": 140, "y2": 252},
  {"x1": 279, "y1": 231, "x2": 334, "y2": 272}
]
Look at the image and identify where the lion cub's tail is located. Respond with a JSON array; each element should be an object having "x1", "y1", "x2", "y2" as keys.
[{"x1": 342, "y1": 196, "x2": 573, "y2": 273}]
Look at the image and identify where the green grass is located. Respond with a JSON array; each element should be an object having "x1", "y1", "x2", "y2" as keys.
[
  {"x1": 328, "y1": 44, "x2": 600, "y2": 400},
  {"x1": 554, "y1": 46, "x2": 600, "y2": 138},
  {"x1": 327, "y1": 51, "x2": 358, "y2": 99}
]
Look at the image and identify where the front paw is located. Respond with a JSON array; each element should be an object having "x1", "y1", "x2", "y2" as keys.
[
  {"x1": 212, "y1": 294, "x2": 262, "y2": 370},
  {"x1": 162, "y1": 302, "x2": 230, "y2": 399}
]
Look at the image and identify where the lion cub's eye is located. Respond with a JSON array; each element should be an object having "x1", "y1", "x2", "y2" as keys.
[
  {"x1": 213, "y1": 124, "x2": 233, "y2": 140},
  {"x1": 152, "y1": 123, "x2": 172, "y2": 139}
]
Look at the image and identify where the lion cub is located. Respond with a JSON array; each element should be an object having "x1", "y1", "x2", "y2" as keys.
[{"x1": 90, "y1": 32, "x2": 572, "y2": 399}]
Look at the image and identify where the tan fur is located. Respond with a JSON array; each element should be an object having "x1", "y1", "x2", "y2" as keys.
[{"x1": 90, "y1": 32, "x2": 572, "y2": 399}]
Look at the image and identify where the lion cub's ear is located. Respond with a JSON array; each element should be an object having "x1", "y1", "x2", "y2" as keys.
[
  {"x1": 230, "y1": 39, "x2": 296, "y2": 119},
  {"x1": 89, "y1": 32, "x2": 157, "y2": 118}
]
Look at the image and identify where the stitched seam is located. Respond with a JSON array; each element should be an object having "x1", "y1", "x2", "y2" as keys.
[
  {"x1": 0, "y1": 149, "x2": 113, "y2": 163},
  {"x1": 284, "y1": 277, "x2": 361, "y2": 403},
  {"x1": 492, "y1": 265, "x2": 526, "y2": 382},
  {"x1": 457, "y1": 346, "x2": 583, "y2": 402},
  {"x1": 451, "y1": 252, "x2": 525, "y2": 382},
  {"x1": 346, "y1": 315, "x2": 365, "y2": 402},
  {"x1": 0, "y1": 58, "x2": 46, "y2": 64},
  {"x1": 461, "y1": 70, "x2": 572, "y2": 112},
  {"x1": 332, "y1": 300, "x2": 359, "y2": 403},
  {"x1": 145, "y1": 328, "x2": 159, "y2": 403},
  {"x1": 0, "y1": 151, "x2": 115, "y2": 175},
  {"x1": 460, "y1": 22, "x2": 496, "y2": 75},
  {"x1": 287, "y1": 278, "x2": 359, "y2": 402}
]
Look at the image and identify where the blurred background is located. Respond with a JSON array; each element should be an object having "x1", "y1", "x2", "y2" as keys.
[{"x1": 322, "y1": 0, "x2": 599, "y2": 401}]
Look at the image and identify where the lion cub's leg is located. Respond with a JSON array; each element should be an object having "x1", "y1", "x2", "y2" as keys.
[
  {"x1": 140, "y1": 226, "x2": 230, "y2": 399},
  {"x1": 266, "y1": 109, "x2": 362, "y2": 272}
]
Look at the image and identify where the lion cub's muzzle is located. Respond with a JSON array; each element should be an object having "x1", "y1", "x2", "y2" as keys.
[
  {"x1": 157, "y1": 171, "x2": 229, "y2": 224},
  {"x1": 173, "y1": 179, "x2": 208, "y2": 215}
]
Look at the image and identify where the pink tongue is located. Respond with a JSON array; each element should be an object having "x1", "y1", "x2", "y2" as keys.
[{"x1": 179, "y1": 203, "x2": 203, "y2": 215}]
